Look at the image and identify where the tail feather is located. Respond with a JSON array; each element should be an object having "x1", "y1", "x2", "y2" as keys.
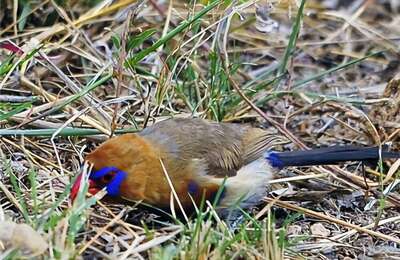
[{"x1": 265, "y1": 145, "x2": 400, "y2": 168}]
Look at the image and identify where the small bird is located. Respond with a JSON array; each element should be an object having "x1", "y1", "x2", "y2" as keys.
[{"x1": 70, "y1": 118, "x2": 400, "y2": 217}]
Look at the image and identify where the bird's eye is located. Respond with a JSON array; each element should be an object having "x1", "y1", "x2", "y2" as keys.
[{"x1": 101, "y1": 172, "x2": 115, "y2": 183}]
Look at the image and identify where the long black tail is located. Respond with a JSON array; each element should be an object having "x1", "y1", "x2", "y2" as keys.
[{"x1": 265, "y1": 145, "x2": 400, "y2": 168}]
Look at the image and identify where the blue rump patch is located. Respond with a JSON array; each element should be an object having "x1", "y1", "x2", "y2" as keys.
[
  {"x1": 188, "y1": 181, "x2": 199, "y2": 195},
  {"x1": 264, "y1": 151, "x2": 284, "y2": 168}
]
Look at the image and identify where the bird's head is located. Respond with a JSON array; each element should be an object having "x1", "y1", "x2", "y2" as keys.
[{"x1": 70, "y1": 133, "x2": 152, "y2": 202}]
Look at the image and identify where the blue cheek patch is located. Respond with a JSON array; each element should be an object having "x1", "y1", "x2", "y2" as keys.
[
  {"x1": 90, "y1": 166, "x2": 127, "y2": 197},
  {"x1": 106, "y1": 170, "x2": 127, "y2": 196}
]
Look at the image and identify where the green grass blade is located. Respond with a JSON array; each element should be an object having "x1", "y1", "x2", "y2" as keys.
[
  {"x1": 6, "y1": 161, "x2": 31, "y2": 224},
  {"x1": 28, "y1": 168, "x2": 39, "y2": 228},
  {"x1": 0, "y1": 101, "x2": 34, "y2": 121},
  {"x1": 46, "y1": 73, "x2": 112, "y2": 116},
  {"x1": 126, "y1": 0, "x2": 222, "y2": 67},
  {"x1": 127, "y1": 28, "x2": 157, "y2": 50},
  {"x1": 0, "y1": 55, "x2": 15, "y2": 76},
  {"x1": 20, "y1": 73, "x2": 112, "y2": 125},
  {"x1": 255, "y1": 89, "x2": 373, "y2": 106},
  {"x1": 274, "y1": 0, "x2": 306, "y2": 87},
  {"x1": 38, "y1": 174, "x2": 79, "y2": 230},
  {"x1": 67, "y1": 195, "x2": 99, "y2": 246},
  {"x1": 18, "y1": 2, "x2": 32, "y2": 31},
  {"x1": 293, "y1": 50, "x2": 384, "y2": 88}
]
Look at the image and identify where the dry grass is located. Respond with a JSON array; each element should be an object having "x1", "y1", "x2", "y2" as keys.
[{"x1": 1, "y1": 0, "x2": 400, "y2": 258}]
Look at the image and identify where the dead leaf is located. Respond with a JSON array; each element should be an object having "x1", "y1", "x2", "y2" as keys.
[
  {"x1": 0, "y1": 221, "x2": 48, "y2": 256},
  {"x1": 286, "y1": 224, "x2": 302, "y2": 236},
  {"x1": 310, "y1": 222, "x2": 330, "y2": 237}
]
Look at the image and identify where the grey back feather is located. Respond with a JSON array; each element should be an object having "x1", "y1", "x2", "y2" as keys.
[{"x1": 139, "y1": 118, "x2": 284, "y2": 177}]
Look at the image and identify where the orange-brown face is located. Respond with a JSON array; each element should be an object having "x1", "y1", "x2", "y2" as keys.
[
  {"x1": 70, "y1": 133, "x2": 177, "y2": 205},
  {"x1": 70, "y1": 134, "x2": 142, "y2": 201}
]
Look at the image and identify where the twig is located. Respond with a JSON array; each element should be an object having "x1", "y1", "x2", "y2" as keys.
[
  {"x1": 111, "y1": 9, "x2": 133, "y2": 136},
  {"x1": 0, "y1": 95, "x2": 37, "y2": 103}
]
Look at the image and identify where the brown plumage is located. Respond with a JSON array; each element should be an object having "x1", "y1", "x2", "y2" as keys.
[{"x1": 72, "y1": 118, "x2": 285, "y2": 214}]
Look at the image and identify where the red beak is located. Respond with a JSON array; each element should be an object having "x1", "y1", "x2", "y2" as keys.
[{"x1": 70, "y1": 174, "x2": 101, "y2": 202}]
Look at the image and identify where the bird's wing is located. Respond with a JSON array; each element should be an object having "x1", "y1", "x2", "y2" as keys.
[
  {"x1": 139, "y1": 118, "x2": 284, "y2": 178},
  {"x1": 241, "y1": 127, "x2": 287, "y2": 165}
]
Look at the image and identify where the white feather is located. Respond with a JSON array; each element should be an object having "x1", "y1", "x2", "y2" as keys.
[{"x1": 217, "y1": 157, "x2": 275, "y2": 210}]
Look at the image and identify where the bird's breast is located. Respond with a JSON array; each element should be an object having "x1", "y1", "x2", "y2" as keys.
[{"x1": 119, "y1": 151, "x2": 221, "y2": 210}]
